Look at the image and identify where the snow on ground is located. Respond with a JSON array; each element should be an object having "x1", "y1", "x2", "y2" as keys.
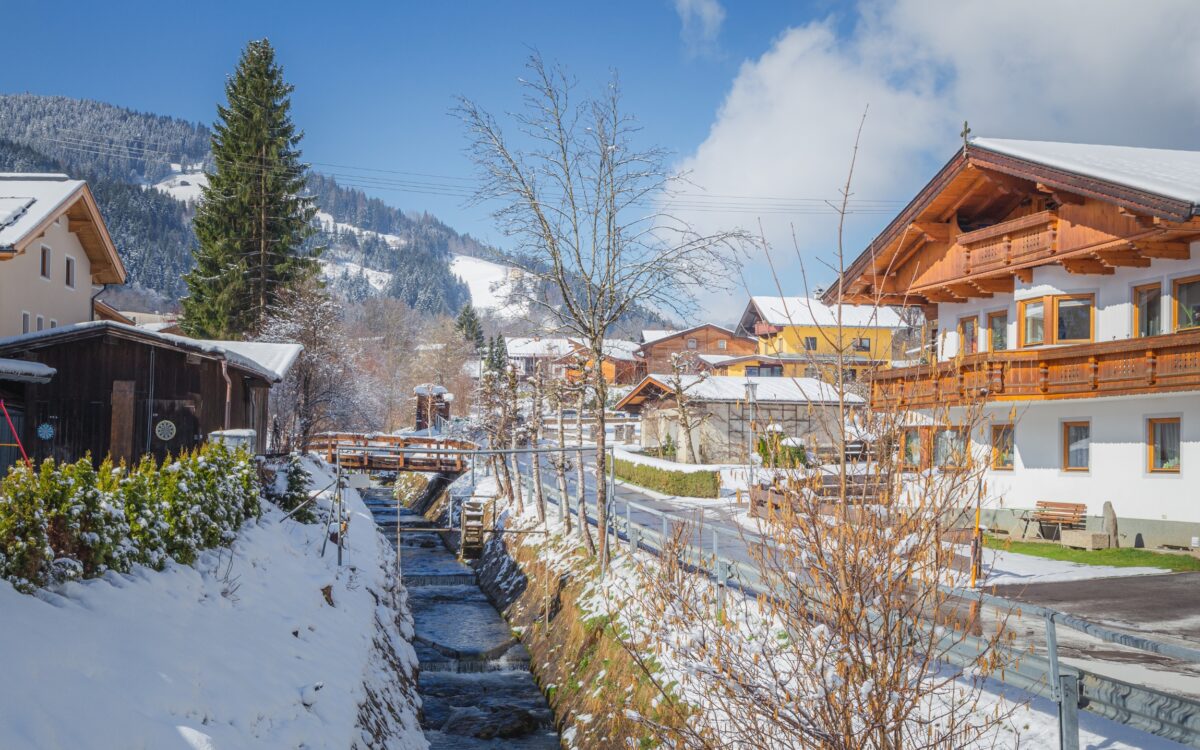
[
  {"x1": 0, "y1": 458, "x2": 425, "y2": 750},
  {"x1": 450, "y1": 254, "x2": 530, "y2": 318},
  {"x1": 478, "y1": 476, "x2": 1180, "y2": 749},
  {"x1": 314, "y1": 211, "x2": 408, "y2": 250},
  {"x1": 152, "y1": 169, "x2": 209, "y2": 202},
  {"x1": 978, "y1": 546, "x2": 1165, "y2": 586},
  {"x1": 317, "y1": 257, "x2": 395, "y2": 292}
]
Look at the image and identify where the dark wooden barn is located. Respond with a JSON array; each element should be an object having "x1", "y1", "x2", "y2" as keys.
[{"x1": 0, "y1": 321, "x2": 301, "y2": 469}]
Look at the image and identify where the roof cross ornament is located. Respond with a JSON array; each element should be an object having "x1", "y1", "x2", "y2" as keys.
[{"x1": 960, "y1": 120, "x2": 972, "y2": 149}]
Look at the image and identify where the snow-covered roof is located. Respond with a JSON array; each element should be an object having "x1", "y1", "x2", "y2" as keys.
[
  {"x1": 208, "y1": 340, "x2": 304, "y2": 382},
  {"x1": 504, "y1": 337, "x2": 576, "y2": 358},
  {"x1": 697, "y1": 353, "x2": 736, "y2": 365},
  {"x1": 640, "y1": 329, "x2": 679, "y2": 344},
  {"x1": 744, "y1": 296, "x2": 903, "y2": 329},
  {"x1": 0, "y1": 357, "x2": 55, "y2": 383},
  {"x1": 413, "y1": 383, "x2": 450, "y2": 396},
  {"x1": 0, "y1": 174, "x2": 85, "y2": 248},
  {"x1": 972, "y1": 137, "x2": 1200, "y2": 209},
  {"x1": 624, "y1": 374, "x2": 862, "y2": 407},
  {"x1": 0, "y1": 321, "x2": 302, "y2": 383},
  {"x1": 600, "y1": 339, "x2": 641, "y2": 361},
  {"x1": 0, "y1": 173, "x2": 125, "y2": 283}
]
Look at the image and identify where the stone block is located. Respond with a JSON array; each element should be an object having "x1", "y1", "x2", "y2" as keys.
[{"x1": 1060, "y1": 530, "x2": 1110, "y2": 551}]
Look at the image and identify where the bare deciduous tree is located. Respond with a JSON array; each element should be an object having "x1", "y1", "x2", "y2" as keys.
[
  {"x1": 664, "y1": 350, "x2": 708, "y2": 464},
  {"x1": 458, "y1": 53, "x2": 750, "y2": 568}
]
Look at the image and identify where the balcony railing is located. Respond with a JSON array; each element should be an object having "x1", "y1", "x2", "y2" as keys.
[
  {"x1": 753, "y1": 321, "x2": 783, "y2": 336},
  {"x1": 911, "y1": 211, "x2": 1059, "y2": 291},
  {"x1": 871, "y1": 329, "x2": 1200, "y2": 409}
]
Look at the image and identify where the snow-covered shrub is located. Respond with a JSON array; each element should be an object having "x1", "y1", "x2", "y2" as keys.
[
  {"x1": 261, "y1": 453, "x2": 315, "y2": 523},
  {"x1": 0, "y1": 443, "x2": 261, "y2": 591}
]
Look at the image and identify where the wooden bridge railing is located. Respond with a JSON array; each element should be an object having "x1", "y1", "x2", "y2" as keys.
[{"x1": 309, "y1": 432, "x2": 476, "y2": 473}]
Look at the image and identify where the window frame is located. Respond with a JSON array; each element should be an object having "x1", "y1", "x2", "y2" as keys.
[
  {"x1": 1172, "y1": 274, "x2": 1200, "y2": 332},
  {"x1": 1018, "y1": 298, "x2": 1046, "y2": 347},
  {"x1": 1132, "y1": 282, "x2": 1162, "y2": 339},
  {"x1": 957, "y1": 315, "x2": 979, "y2": 355},
  {"x1": 1061, "y1": 420, "x2": 1091, "y2": 472},
  {"x1": 1053, "y1": 293, "x2": 1096, "y2": 344},
  {"x1": 39, "y1": 245, "x2": 52, "y2": 280},
  {"x1": 35, "y1": 315, "x2": 44, "y2": 332},
  {"x1": 64, "y1": 255, "x2": 76, "y2": 289},
  {"x1": 933, "y1": 425, "x2": 970, "y2": 470},
  {"x1": 987, "y1": 310, "x2": 1008, "y2": 352},
  {"x1": 802, "y1": 336, "x2": 818, "y2": 351},
  {"x1": 686, "y1": 337, "x2": 698, "y2": 350},
  {"x1": 49, "y1": 319, "x2": 57, "y2": 329},
  {"x1": 1147, "y1": 417, "x2": 1181, "y2": 474},
  {"x1": 717, "y1": 339, "x2": 727, "y2": 350},
  {"x1": 899, "y1": 427, "x2": 925, "y2": 470},
  {"x1": 990, "y1": 424, "x2": 1014, "y2": 470},
  {"x1": 21, "y1": 311, "x2": 30, "y2": 334}
]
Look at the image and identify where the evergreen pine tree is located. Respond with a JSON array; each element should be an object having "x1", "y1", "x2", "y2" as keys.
[
  {"x1": 182, "y1": 38, "x2": 319, "y2": 339},
  {"x1": 454, "y1": 304, "x2": 485, "y2": 352}
]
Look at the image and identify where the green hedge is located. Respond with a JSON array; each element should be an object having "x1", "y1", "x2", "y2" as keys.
[
  {"x1": 0, "y1": 443, "x2": 260, "y2": 593},
  {"x1": 613, "y1": 457, "x2": 720, "y2": 498}
]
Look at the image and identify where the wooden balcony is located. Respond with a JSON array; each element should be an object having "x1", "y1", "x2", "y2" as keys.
[
  {"x1": 957, "y1": 210, "x2": 1059, "y2": 276},
  {"x1": 754, "y1": 321, "x2": 783, "y2": 336},
  {"x1": 871, "y1": 329, "x2": 1200, "y2": 410}
]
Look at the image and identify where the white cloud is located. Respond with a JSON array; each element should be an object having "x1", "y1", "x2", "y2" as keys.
[
  {"x1": 673, "y1": 0, "x2": 1200, "y2": 321},
  {"x1": 674, "y1": 0, "x2": 726, "y2": 57}
]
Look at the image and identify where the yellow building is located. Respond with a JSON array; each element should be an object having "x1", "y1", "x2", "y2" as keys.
[{"x1": 725, "y1": 296, "x2": 905, "y2": 382}]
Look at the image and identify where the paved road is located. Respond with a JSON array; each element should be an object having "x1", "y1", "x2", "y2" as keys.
[{"x1": 506, "y1": 447, "x2": 1200, "y2": 701}]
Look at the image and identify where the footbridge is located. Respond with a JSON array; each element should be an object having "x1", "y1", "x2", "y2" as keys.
[{"x1": 310, "y1": 432, "x2": 478, "y2": 473}]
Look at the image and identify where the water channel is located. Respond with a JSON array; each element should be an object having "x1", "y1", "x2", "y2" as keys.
[{"x1": 361, "y1": 486, "x2": 561, "y2": 749}]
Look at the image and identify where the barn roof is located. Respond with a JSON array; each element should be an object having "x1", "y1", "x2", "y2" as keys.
[
  {"x1": 0, "y1": 357, "x2": 55, "y2": 383},
  {"x1": 0, "y1": 321, "x2": 302, "y2": 383}
]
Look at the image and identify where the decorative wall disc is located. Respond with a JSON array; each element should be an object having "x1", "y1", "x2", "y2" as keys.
[
  {"x1": 36, "y1": 422, "x2": 54, "y2": 440},
  {"x1": 155, "y1": 419, "x2": 177, "y2": 442}
]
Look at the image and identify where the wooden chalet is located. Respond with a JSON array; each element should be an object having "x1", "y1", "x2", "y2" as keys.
[
  {"x1": 0, "y1": 321, "x2": 301, "y2": 468},
  {"x1": 829, "y1": 136, "x2": 1200, "y2": 546},
  {"x1": 635, "y1": 324, "x2": 756, "y2": 373}
]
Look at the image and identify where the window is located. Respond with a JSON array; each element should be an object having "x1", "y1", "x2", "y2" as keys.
[
  {"x1": 803, "y1": 336, "x2": 818, "y2": 351},
  {"x1": 900, "y1": 427, "x2": 922, "y2": 469},
  {"x1": 991, "y1": 424, "x2": 1014, "y2": 470},
  {"x1": 1134, "y1": 283, "x2": 1162, "y2": 338},
  {"x1": 35, "y1": 315, "x2": 44, "y2": 332},
  {"x1": 39, "y1": 246, "x2": 51, "y2": 279},
  {"x1": 934, "y1": 427, "x2": 969, "y2": 468},
  {"x1": 958, "y1": 316, "x2": 979, "y2": 355},
  {"x1": 21, "y1": 312, "x2": 30, "y2": 334},
  {"x1": 988, "y1": 311, "x2": 1008, "y2": 351},
  {"x1": 1062, "y1": 421, "x2": 1090, "y2": 471},
  {"x1": 49, "y1": 320, "x2": 57, "y2": 329},
  {"x1": 65, "y1": 256, "x2": 76, "y2": 289},
  {"x1": 1173, "y1": 275, "x2": 1200, "y2": 331},
  {"x1": 852, "y1": 337, "x2": 871, "y2": 353},
  {"x1": 687, "y1": 338, "x2": 698, "y2": 350},
  {"x1": 1148, "y1": 417, "x2": 1181, "y2": 473},
  {"x1": 1054, "y1": 295, "x2": 1094, "y2": 343},
  {"x1": 717, "y1": 339, "x2": 727, "y2": 350},
  {"x1": 1020, "y1": 299, "x2": 1045, "y2": 346}
]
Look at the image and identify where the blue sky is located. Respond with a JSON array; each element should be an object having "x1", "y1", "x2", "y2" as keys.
[{"x1": 8, "y1": 1, "x2": 1200, "y2": 321}]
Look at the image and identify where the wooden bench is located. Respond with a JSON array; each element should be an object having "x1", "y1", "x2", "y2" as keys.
[{"x1": 1022, "y1": 501, "x2": 1088, "y2": 540}]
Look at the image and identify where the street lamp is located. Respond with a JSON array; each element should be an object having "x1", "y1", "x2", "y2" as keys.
[{"x1": 744, "y1": 379, "x2": 758, "y2": 488}]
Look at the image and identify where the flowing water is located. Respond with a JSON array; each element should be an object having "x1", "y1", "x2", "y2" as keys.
[{"x1": 362, "y1": 487, "x2": 561, "y2": 749}]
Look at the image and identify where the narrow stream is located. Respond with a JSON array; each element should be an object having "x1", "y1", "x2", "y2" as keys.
[{"x1": 362, "y1": 487, "x2": 561, "y2": 749}]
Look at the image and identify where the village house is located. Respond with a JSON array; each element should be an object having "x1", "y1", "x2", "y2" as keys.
[
  {"x1": 635, "y1": 324, "x2": 757, "y2": 373},
  {"x1": 504, "y1": 336, "x2": 576, "y2": 377},
  {"x1": 0, "y1": 321, "x2": 301, "y2": 467},
  {"x1": 615, "y1": 374, "x2": 860, "y2": 464},
  {"x1": 733, "y1": 295, "x2": 905, "y2": 381},
  {"x1": 0, "y1": 173, "x2": 127, "y2": 336},
  {"x1": 830, "y1": 137, "x2": 1200, "y2": 547}
]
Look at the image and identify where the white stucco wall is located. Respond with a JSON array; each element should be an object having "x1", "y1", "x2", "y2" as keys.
[
  {"x1": 915, "y1": 393, "x2": 1200, "y2": 524},
  {"x1": 0, "y1": 217, "x2": 96, "y2": 337},
  {"x1": 935, "y1": 239, "x2": 1200, "y2": 359}
]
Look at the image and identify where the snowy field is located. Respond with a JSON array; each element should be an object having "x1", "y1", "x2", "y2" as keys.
[
  {"x1": 0, "y1": 459, "x2": 425, "y2": 750},
  {"x1": 449, "y1": 254, "x2": 530, "y2": 318}
]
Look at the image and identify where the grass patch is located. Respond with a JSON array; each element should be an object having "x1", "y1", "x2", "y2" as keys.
[{"x1": 984, "y1": 535, "x2": 1200, "y2": 572}]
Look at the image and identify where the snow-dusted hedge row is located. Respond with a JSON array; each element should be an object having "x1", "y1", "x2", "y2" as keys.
[{"x1": 0, "y1": 444, "x2": 260, "y2": 593}]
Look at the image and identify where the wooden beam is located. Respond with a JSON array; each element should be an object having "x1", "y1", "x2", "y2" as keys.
[
  {"x1": 946, "y1": 282, "x2": 992, "y2": 299},
  {"x1": 1094, "y1": 249, "x2": 1152, "y2": 268},
  {"x1": 1061, "y1": 258, "x2": 1115, "y2": 275},
  {"x1": 1134, "y1": 241, "x2": 1191, "y2": 260},
  {"x1": 911, "y1": 221, "x2": 953, "y2": 242},
  {"x1": 1014, "y1": 268, "x2": 1033, "y2": 283},
  {"x1": 973, "y1": 276, "x2": 1015, "y2": 293},
  {"x1": 1118, "y1": 207, "x2": 1158, "y2": 228},
  {"x1": 923, "y1": 288, "x2": 967, "y2": 303},
  {"x1": 1036, "y1": 182, "x2": 1085, "y2": 205}
]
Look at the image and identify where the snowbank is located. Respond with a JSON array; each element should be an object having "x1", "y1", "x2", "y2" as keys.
[
  {"x1": 0, "y1": 458, "x2": 425, "y2": 750},
  {"x1": 980, "y1": 547, "x2": 1164, "y2": 587}
]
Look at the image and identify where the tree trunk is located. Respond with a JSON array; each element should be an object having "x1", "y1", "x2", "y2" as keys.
[
  {"x1": 592, "y1": 359, "x2": 609, "y2": 570},
  {"x1": 531, "y1": 367, "x2": 546, "y2": 524},
  {"x1": 575, "y1": 387, "x2": 595, "y2": 555},
  {"x1": 556, "y1": 397, "x2": 571, "y2": 534}
]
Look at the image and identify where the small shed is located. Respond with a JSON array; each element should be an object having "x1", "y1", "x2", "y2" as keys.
[
  {"x1": 615, "y1": 374, "x2": 863, "y2": 464},
  {"x1": 413, "y1": 383, "x2": 453, "y2": 431},
  {"x1": 0, "y1": 321, "x2": 301, "y2": 468}
]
